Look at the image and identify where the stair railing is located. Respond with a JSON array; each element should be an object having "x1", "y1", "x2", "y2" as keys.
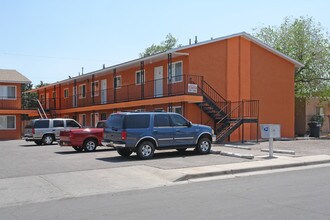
[
  {"x1": 215, "y1": 101, "x2": 243, "y2": 135},
  {"x1": 204, "y1": 101, "x2": 231, "y2": 126},
  {"x1": 37, "y1": 99, "x2": 48, "y2": 119}
]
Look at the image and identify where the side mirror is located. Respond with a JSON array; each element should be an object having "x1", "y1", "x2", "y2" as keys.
[{"x1": 187, "y1": 121, "x2": 192, "y2": 127}]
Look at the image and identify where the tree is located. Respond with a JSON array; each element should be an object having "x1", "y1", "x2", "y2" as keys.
[
  {"x1": 253, "y1": 16, "x2": 330, "y2": 100},
  {"x1": 139, "y1": 33, "x2": 180, "y2": 57},
  {"x1": 21, "y1": 82, "x2": 38, "y2": 109},
  {"x1": 35, "y1": 81, "x2": 49, "y2": 88}
]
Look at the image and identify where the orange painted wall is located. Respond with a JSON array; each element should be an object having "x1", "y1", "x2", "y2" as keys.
[
  {"x1": 181, "y1": 40, "x2": 227, "y2": 97},
  {"x1": 0, "y1": 114, "x2": 22, "y2": 140},
  {"x1": 250, "y1": 43, "x2": 295, "y2": 138}
]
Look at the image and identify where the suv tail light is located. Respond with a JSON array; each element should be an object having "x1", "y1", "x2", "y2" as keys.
[
  {"x1": 32, "y1": 128, "x2": 35, "y2": 134},
  {"x1": 121, "y1": 131, "x2": 127, "y2": 140}
]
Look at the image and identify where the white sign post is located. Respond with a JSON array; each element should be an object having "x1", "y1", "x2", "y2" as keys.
[{"x1": 260, "y1": 124, "x2": 281, "y2": 158}]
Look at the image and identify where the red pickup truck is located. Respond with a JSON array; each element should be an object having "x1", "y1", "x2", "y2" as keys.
[{"x1": 59, "y1": 121, "x2": 105, "y2": 152}]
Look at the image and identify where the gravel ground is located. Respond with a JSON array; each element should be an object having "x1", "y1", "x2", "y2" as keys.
[{"x1": 213, "y1": 138, "x2": 330, "y2": 159}]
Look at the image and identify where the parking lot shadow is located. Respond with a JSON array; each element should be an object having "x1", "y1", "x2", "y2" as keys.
[
  {"x1": 97, "y1": 150, "x2": 199, "y2": 163},
  {"x1": 19, "y1": 143, "x2": 58, "y2": 147},
  {"x1": 55, "y1": 148, "x2": 115, "y2": 155}
]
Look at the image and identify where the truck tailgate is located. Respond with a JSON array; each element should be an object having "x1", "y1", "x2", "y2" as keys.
[{"x1": 60, "y1": 130, "x2": 71, "y2": 142}]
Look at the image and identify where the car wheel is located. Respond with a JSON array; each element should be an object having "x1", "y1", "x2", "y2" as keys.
[
  {"x1": 137, "y1": 141, "x2": 155, "y2": 160},
  {"x1": 34, "y1": 140, "x2": 43, "y2": 145},
  {"x1": 195, "y1": 138, "x2": 211, "y2": 154},
  {"x1": 43, "y1": 135, "x2": 54, "y2": 145},
  {"x1": 72, "y1": 146, "x2": 83, "y2": 152},
  {"x1": 176, "y1": 148, "x2": 187, "y2": 153},
  {"x1": 83, "y1": 139, "x2": 97, "y2": 152},
  {"x1": 117, "y1": 148, "x2": 133, "y2": 157}
]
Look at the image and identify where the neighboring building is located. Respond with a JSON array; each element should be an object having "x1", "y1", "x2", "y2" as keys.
[
  {"x1": 0, "y1": 69, "x2": 35, "y2": 140},
  {"x1": 295, "y1": 97, "x2": 330, "y2": 136},
  {"x1": 27, "y1": 32, "x2": 303, "y2": 142}
]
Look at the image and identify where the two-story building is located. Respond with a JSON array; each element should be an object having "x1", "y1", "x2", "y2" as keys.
[
  {"x1": 0, "y1": 69, "x2": 35, "y2": 140},
  {"x1": 27, "y1": 32, "x2": 303, "y2": 142}
]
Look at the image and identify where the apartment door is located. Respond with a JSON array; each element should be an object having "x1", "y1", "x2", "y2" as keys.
[
  {"x1": 154, "y1": 66, "x2": 163, "y2": 97},
  {"x1": 101, "y1": 79, "x2": 107, "y2": 104},
  {"x1": 46, "y1": 93, "x2": 50, "y2": 109},
  {"x1": 73, "y1": 86, "x2": 77, "y2": 107}
]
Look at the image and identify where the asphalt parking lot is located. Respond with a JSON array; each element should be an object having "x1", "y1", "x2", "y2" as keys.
[{"x1": 0, "y1": 138, "x2": 329, "y2": 179}]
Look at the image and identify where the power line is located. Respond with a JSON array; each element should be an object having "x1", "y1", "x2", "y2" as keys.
[{"x1": 0, "y1": 52, "x2": 113, "y2": 63}]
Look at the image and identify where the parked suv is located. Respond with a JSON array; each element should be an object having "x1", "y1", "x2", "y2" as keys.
[
  {"x1": 23, "y1": 118, "x2": 81, "y2": 145},
  {"x1": 102, "y1": 112, "x2": 215, "y2": 159}
]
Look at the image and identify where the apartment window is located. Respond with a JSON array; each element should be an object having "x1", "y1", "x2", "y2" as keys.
[
  {"x1": 114, "y1": 76, "x2": 122, "y2": 89},
  {"x1": 168, "y1": 61, "x2": 183, "y2": 83},
  {"x1": 135, "y1": 70, "x2": 145, "y2": 85},
  {"x1": 79, "y1": 114, "x2": 86, "y2": 127},
  {"x1": 316, "y1": 107, "x2": 324, "y2": 116},
  {"x1": 168, "y1": 106, "x2": 183, "y2": 115},
  {"x1": 79, "y1": 84, "x2": 86, "y2": 99},
  {"x1": 52, "y1": 91, "x2": 56, "y2": 99},
  {"x1": 100, "y1": 113, "x2": 107, "y2": 120},
  {"x1": 135, "y1": 109, "x2": 145, "y2": 112},
  {"x1": 0, "y1": 86, "x2": 16, "y2": 99},
  {"x1": 0, "y1": 116, "x2": 16, "y2": 129},
  {"x1": 64, "y1": 88, "x2": 69, "y2": 98},
  {"x1": 91, "y1": 81, "x2": 99, "y2": 97}
]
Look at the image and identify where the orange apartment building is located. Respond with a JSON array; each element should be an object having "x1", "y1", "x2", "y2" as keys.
[
  {"x1": 27, "y1": 32, "x2": 303, "y2": 142},
  {"x1": 0, "y1": 69, "x2": 35, "y2": 140}
]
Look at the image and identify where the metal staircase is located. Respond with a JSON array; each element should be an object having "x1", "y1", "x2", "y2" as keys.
[
  {"x1": 198, "y1": 81, "x2": 259, "y2": 143},
  {"x1": 37, "y1": 99, "x2": 48, "y2": 119}
]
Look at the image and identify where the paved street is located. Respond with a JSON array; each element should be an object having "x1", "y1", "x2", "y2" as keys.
[
  {"x1": 0, "y1": 139, "x2": 329, "y2": 219},
  {"x1": 1, "y1": 165, "x2": 330, "y2": 219},
  {"x1": 1, "y1": 139, "x2": 330, "y2": 179}
]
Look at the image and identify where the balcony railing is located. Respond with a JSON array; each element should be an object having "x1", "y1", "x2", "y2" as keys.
[{"x1": 40, "y1": 74, "x2": 204, "y2": 110}]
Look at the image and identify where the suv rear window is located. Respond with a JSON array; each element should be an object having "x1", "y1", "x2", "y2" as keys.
[
  {"x1": 124, "y1": 115, "x2": 150, "y2": 129},
  {"x1": 107, "y1": 114, "x2": 125, "y2": 129},
  {"x1": 34, "y1": 120, "x2": 49, "y2": 128}
]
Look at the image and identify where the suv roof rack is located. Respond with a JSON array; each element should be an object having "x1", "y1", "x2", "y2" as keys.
[{"x1": 153, "y1": 109, "x2": 165, "y2": 112}]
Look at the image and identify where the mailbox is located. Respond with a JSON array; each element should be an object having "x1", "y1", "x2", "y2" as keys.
[{"x1": 260, "y1": 124, "x2": 281, "y2": 139}]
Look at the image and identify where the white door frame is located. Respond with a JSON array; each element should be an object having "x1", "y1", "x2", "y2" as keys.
[
  {"x1": 154, "y1": 66, "x2": 163, "y2": 97},
  {"x1": 101, "y1": 79, "x2": 107, "y2": 104}
]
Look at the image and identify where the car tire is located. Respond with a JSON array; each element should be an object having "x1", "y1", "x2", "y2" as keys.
[
  {"x1": 42, "y1": 134, "x2": 54, "y2": 145},
  {"x1": 136, "y1": 141, "x2": 155, "y2": 160},
  {"x1": 83, "y1": 138, "x2": 97, "y2": 152},
  {"x1": 117, "y1": 148, "x2": 133, "y2": 157},
  {"x1": 34, "y1": 140, "x2": 43, "y2": 145},
  {"x1": 195, "y1": 137, "x2": 211, "y2": 154},
  {"x1": 72, "y1": 146, "x2": 83, "y2": 152}
]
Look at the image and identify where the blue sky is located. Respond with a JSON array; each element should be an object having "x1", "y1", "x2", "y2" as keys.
[{"x1": 1, "y1": 0, "x2": 329, "y2": 85}]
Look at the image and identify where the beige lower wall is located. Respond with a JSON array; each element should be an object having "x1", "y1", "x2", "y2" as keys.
[{"x1": 305, "y1": 98, "x2": 330, "y2": 133}]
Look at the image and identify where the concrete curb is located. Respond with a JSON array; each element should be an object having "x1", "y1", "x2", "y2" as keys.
[
  {"x1": 223, "y1": 144, "x2": 252, "y2": 150},
  {"x1": 261, "y1": 148, "x2": 295, "y2": 155},
  {"x1": 174, "y1": 155, "x2": 330, "y2": 182},
  {"x1": 220, "y1": 151, "x2": 254, "y2": 159}
]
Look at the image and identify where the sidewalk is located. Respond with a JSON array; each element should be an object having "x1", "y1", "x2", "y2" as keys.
[{"x1": 1, "y1": 154, "x2": 330, "y2": 208}]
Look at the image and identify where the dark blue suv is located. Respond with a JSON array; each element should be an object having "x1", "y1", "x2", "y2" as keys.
[{"x1": 102, "y1": 112, "x2": 215, "y2": 159}]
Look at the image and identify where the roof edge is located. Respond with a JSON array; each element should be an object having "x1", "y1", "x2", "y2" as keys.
[{"x1": 28, "y1": 31, "x2": 304, "y2": 90}]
